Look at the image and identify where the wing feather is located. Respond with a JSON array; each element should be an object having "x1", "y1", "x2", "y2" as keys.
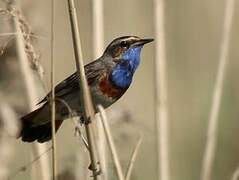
[{"x1": 38, "y1": 59, "x2": 105, "y2": 104}]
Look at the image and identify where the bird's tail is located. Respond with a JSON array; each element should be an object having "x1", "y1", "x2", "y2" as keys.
[{"x1": 19, "y1": 104, "x2": 63, "y2": 143}]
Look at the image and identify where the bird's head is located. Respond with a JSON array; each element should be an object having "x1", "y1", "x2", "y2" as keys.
[
  {"x1": 103, "y1": 36, "x2": 154, "y2": 88},
  {"x1": 104, "y1": 36, "x2": 154, "y2": 66}
]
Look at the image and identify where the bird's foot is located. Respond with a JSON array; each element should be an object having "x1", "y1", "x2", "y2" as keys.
[
  {"x1": 88, "y1": 162, "x2": 101, "y2": 177},
  {"x1": 83, "y1": 116, "x2": 92, "y2": 125}
]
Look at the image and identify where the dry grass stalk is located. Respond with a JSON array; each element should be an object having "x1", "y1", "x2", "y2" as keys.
[
  {"x1": 0, "y1": 35, "x2": 14, "y2": 56},
  {"x1": 92, "y1": 0, "x2": 107, "y2": 179},
  {"x1": 0, "y1": 7, "x2": 44, "y2": 78},
  {"x1": 0, "y1": 32, "x2": 46, "y2": 40},
  {"x1": 153, "y1": 0, "x2": 170, "y2": 180},
  {"x1": 97, "y1": 105, "x2": 125, "y2": 180},
  {"x1": 0, "y1": 100, "x2": 19, "y2": 180},
  {"x1": 231, "y1": 166, "x2": 239, "y2": 180},
  {"x1": 200, "y1": 0, "x2": 235, "y2": 180},
  {"x1": 125, "y1": 136, "x2": 142, "y2": 180},
  {"x1": 67, "y1": 0, "x2": 100, "y2": 178},
  {"x1": 92, "y1": 0, "x2": 104, "y2": 58},
  {"x1": 95, "y1": 115, "x2": 107, "y2": 180},
  {"x1": 50, "y1": 0, "x2": 57, "y2": 179},
  {"x1": 8, "y1": 147, "x2": 52, "y2": 180},
  {"x1": 6, "y1": 2, "x2": 50, "y2": 180}
]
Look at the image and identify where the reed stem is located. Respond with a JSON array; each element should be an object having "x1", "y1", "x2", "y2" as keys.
[
  {"x1": 7, "y1": 1, "x2": 50, "y2": 180},
  {"x1": 153, "y1": 0, "x2": 170, "y2": 180},
  {"x1": 125, "y1": 136, "x2": 142, "y2": 180},
  {"x1": 98, "y1": 105, "x2": 125, "y2": 180},
  {"x1": 92, "y1": 0, "x2": 107, "y2": 179},
  {"x1": 67, "y1": 0, "x2": 100, "y2": 178},
  {"x1": 200, "y1": 0, "x2": 235, "y2": 180},
  {"x1": 50, "y1": 0, "x2": 57, "y2": 179}
]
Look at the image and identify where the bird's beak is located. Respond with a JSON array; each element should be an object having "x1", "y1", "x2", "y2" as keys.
[{"x1": 134, "y1": 38, "x2": 154, "y2": 47}]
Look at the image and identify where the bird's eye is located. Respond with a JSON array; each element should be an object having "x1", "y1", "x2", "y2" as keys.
[{"x1": 120, "y1": 41, "x2": 129, "y2": 48}]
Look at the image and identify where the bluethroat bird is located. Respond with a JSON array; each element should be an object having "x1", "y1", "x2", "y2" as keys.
[{"x1": 19, "y1": 36, "x2": 154, "y2": 143}]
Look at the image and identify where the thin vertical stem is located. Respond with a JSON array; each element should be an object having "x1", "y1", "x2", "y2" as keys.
[
  {"x1": 125, "y1": 136, "x2": 142, "y2": 180},
  {"x1": 98, "y1": 105, "x2": 125, "y2": 180},
  {"x1": 67, "y1": 0, "x2": 100, "y2": 179},
  {"x1": 153, "y1": 0, "x2": 170, "y2": 180},
  {"x1": 7, "y1": 1, "x2": 50, "y2": 180},
  {"x1": 0, "y1": 100, "x2": 19, "y2": 180},
  {"x1": 50, "y1": 0, "x2": 57, "y2": 179},
  {"x1": 231, "y1": 166, "x2": 239, "y2": 180},
  {"x1": 200, "y1": 0, "x2": 235, "y2": 180},
  {"x1": 92, "y1": 0, "x2": 104, "y2": 57},
  {"x1": 92, "y1": 0, "x2": 107, "y2": 179}
]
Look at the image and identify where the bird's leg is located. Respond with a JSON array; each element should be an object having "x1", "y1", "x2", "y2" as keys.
[
  {"x1": 83, "y1": 116, "x2": 92, "y2": 124},
  {"x1": 74, "y1": 124, "x2": 89, "y2": 150},
  {"x1": 80, "y1": 116, "x2": 84, "y2": 124},
  {"x1": 88, "y1": 161, "x2": 101, "y2": 177},
  {"x1": 76, "y1": 116, "x2": 101, "y2": 176}
]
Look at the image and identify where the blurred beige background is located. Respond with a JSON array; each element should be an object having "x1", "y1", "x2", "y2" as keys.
[{"x1": 1, "y1": 0, "x2": 239, "y2": 180}]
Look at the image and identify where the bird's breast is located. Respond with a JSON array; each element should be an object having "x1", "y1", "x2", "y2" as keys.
[
  {"x1": 99, "y1": 73, "x2": 127, "y2": 99},
  {"x1": 90, "y1": 73, "x2": 127, "y2": 108}
]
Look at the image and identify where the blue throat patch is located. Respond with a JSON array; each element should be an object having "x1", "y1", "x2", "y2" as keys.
[{"x1": 110, "y1": 47, "x2": 142, "y2": 88}]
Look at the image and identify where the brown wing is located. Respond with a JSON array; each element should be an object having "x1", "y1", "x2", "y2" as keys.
[{"x1": 38, "y1": 58, "x2": 105, "y2": 104}]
